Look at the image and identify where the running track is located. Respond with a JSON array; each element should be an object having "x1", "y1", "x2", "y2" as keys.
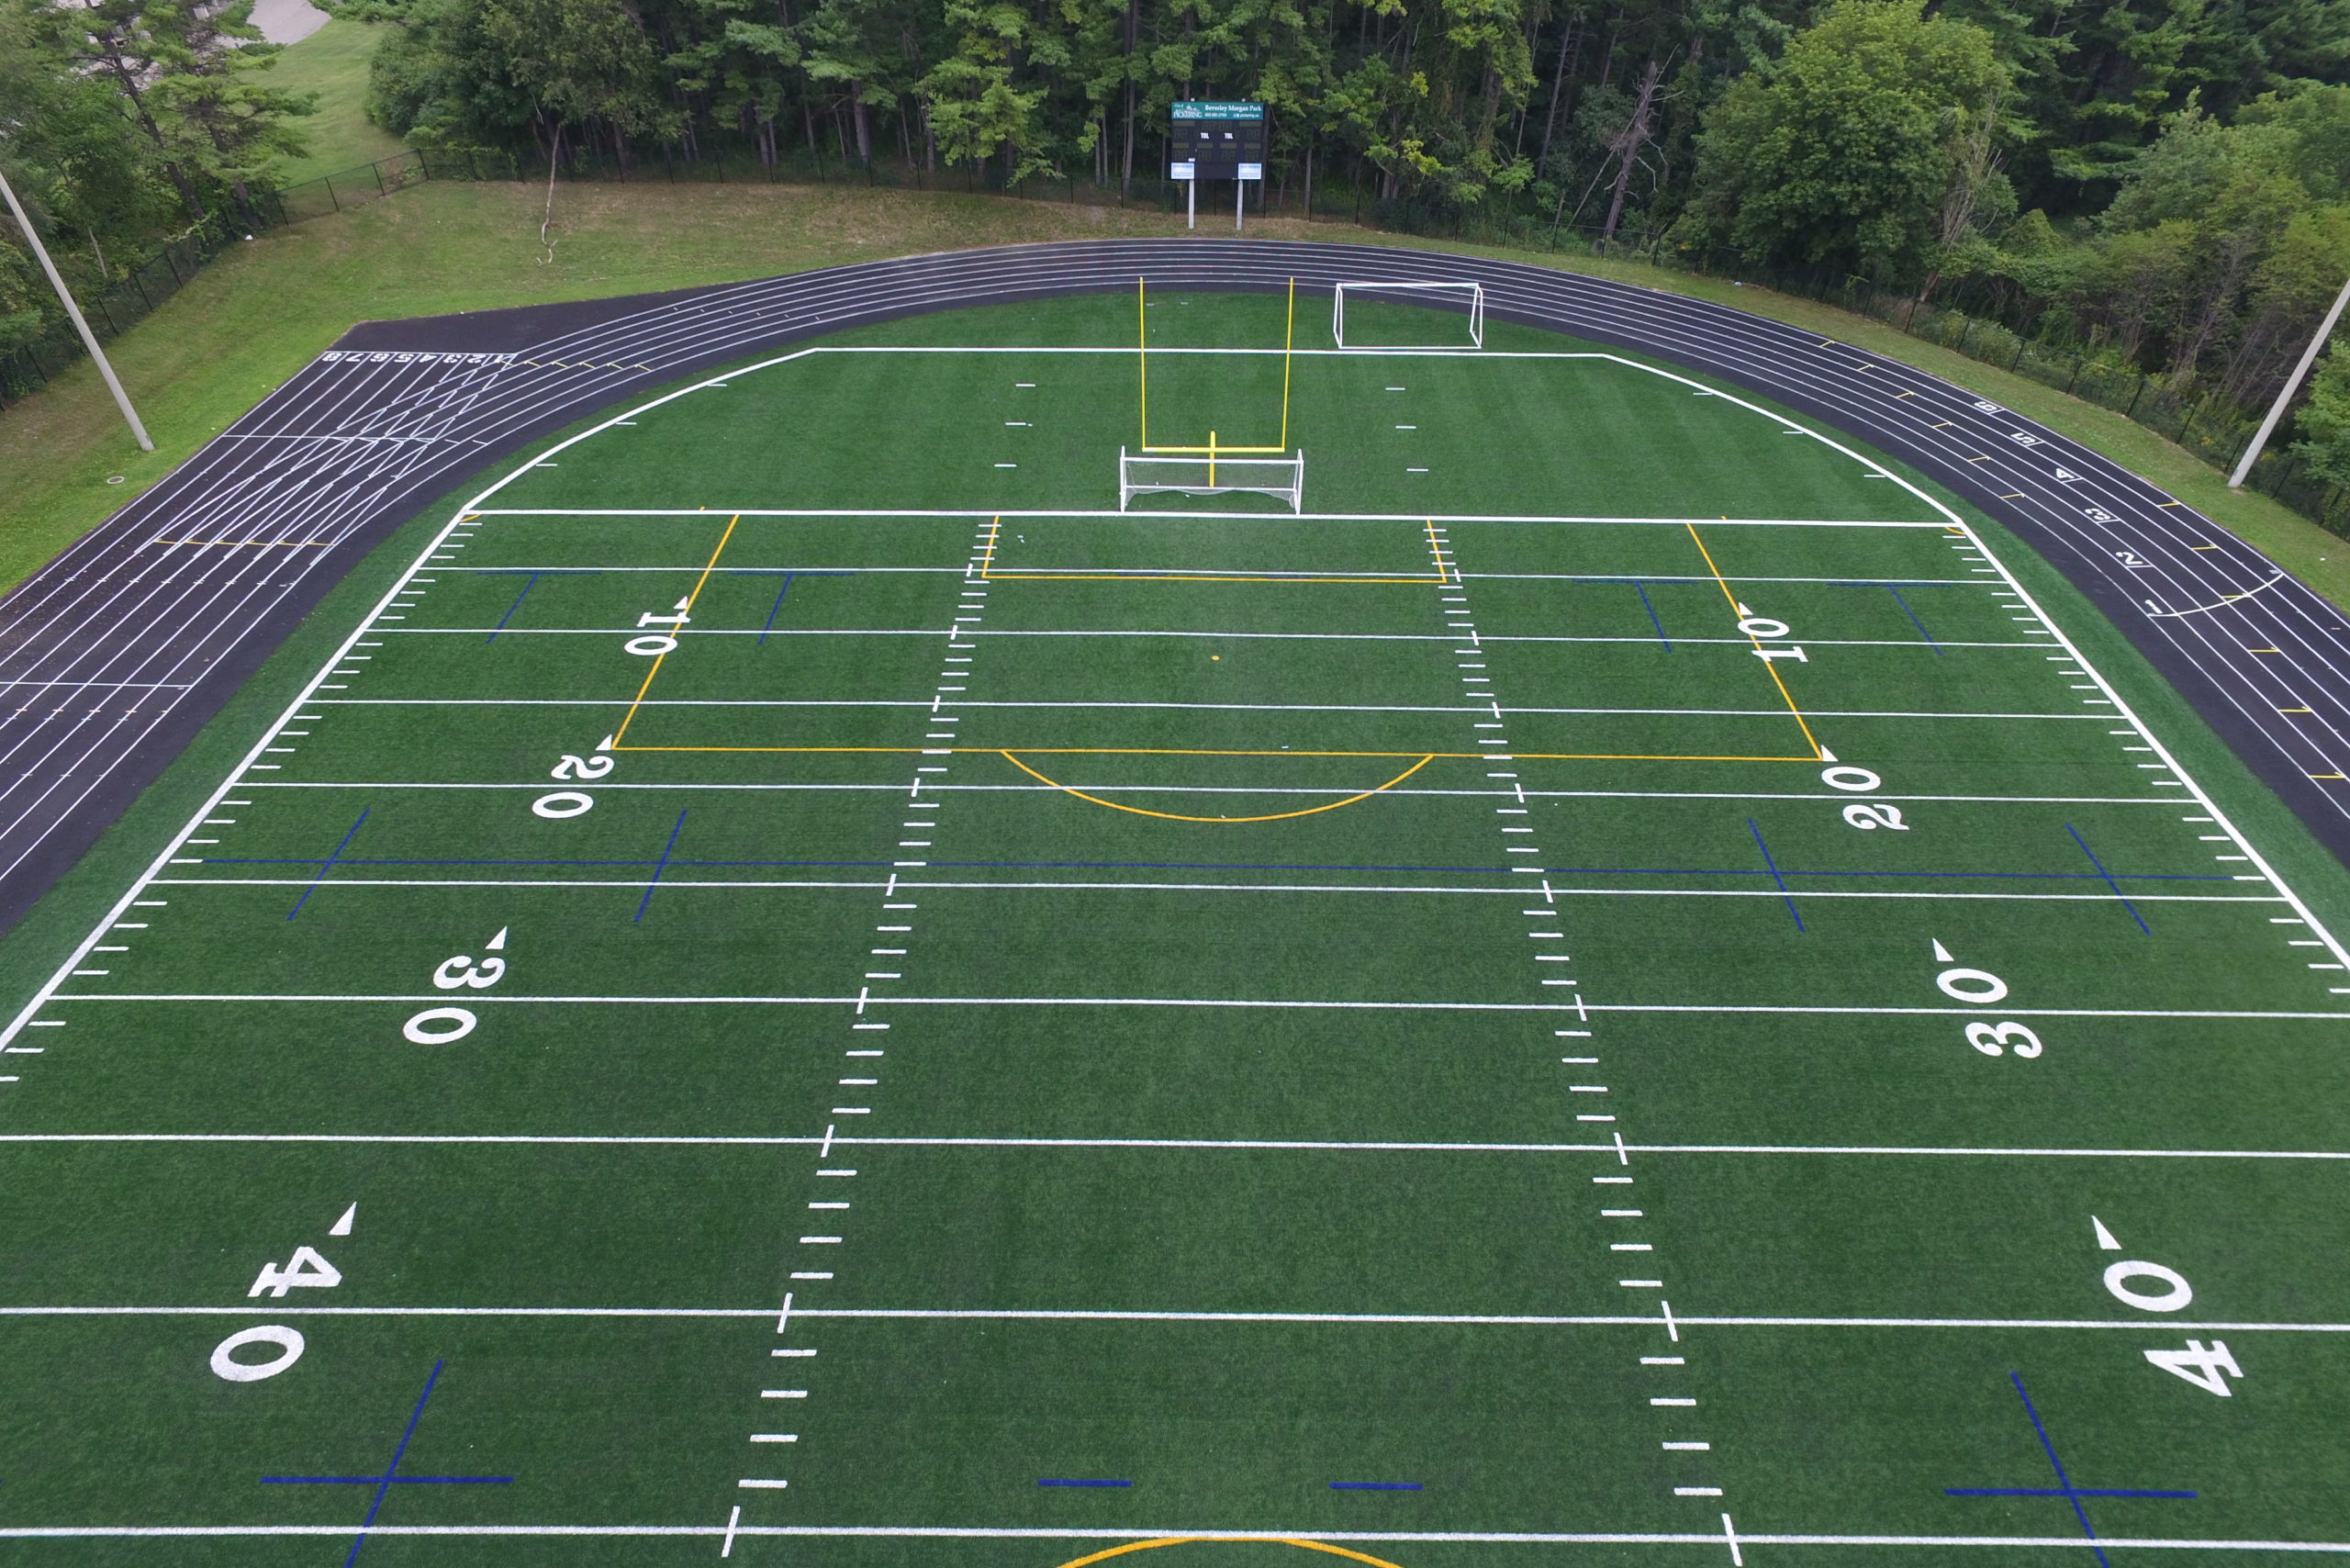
[{"x1": 2, "y1": 236, "x2": 2344, "y2": 934}]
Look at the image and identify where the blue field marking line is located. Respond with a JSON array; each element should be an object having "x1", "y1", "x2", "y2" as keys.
[
  {"x1": 285, "y1": 809, "x2": 370, "y2": 921},
  {"x1": 1829, "y1": 578, "x2": 1968, "y2": 660},
  {"x1": 1942, "y1": 1372, "x2": 2193, "y2": 1568},
  {"x1": 736, "y1": 570, "x2": 854, "y2": 645},
  {"x1": 477, "y1": 569, "x2": 601, "y2": 644},
  {"x1": 1883, "y1": 588, "x2": 1942, "y2": 656},
  {"x1": 633, "y1": 810, "x2": 690, "y2": 923},
  {"x1": 207, "y1": 852, "x2": 2244, "y2": 886},
  {"x1": 1746, "y1": 820, "x2": 1804, "y2": 930},
  {"x1": 259, "y1": 1359, "x2": 510, "y2": 1568},
  {"x1": 2065, "y1": 823, "x2": 2152, "y2": 934},
  {"x1": 1633, "y1": 584, "x2": 1673, "y2": 649}
]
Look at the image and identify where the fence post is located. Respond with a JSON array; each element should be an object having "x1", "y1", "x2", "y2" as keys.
[
  {"x1": 375, "y1": 158, "x2": 388, "y2": 196},
  {"x1": 2125, "y1": 376, "x2": 2145, "y2": 419},
  {"x1": 1957, "y1": 319, "x2": 1975, "y2": 356},
  {"x1": 2180, "y1": 393, "x2": 2205, "y2": 443},
  {"x1": 2010, "y1": 337, "x2": 2025, "y2": 370},
  {"x1": 2065, "y1": 356, "x2": 2081, "y2": 395}
]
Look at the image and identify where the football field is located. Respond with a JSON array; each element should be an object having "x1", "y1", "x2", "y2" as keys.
[{"x1": 4, "y1": 286, "x2": 2349, "y2": 1566}]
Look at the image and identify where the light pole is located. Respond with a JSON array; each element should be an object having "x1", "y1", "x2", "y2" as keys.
[
  {"x1": 2229, "y1": 271, "x2": 2350, "y2": 488},
  {"x1": 0, "y1": 161, "x2": 153, "y2": 452}
]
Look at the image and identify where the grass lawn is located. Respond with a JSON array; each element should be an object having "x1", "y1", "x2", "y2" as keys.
[
  {"x1": 263, "y1": 18, "x2": 409, "y2": 185},
  {"x1": 3, "y1": 294, "x2": 2346, "y2": 1560}
]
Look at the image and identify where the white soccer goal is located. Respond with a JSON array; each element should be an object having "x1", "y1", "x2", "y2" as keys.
[
  {"x1": 1119, "y1": 447, "x2": 1305, "y2": 512},
  {"x1": 1331, "y1": 280, "x2": 1486, "y2": 349}
]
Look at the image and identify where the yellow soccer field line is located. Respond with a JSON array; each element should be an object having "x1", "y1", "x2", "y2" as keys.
[
  {"x1": 1053, "y1": 1540, "x2": 1413, "y2": 1568},
  {"x1": 973, "y1": 515, "x2": 1453, "y2": 586},
  {"x1": 1683, "y1": 521, "x2": 1825, "y2": 762},
  {"x1": 1000, "y1": 750, "x2": 1438, "y2": 822},
  {"x1": 610, "y1": 514, "x2": 739, "y2": 746},
  {"x1": 1137, "y1": 274, "x2": 1294, "y2": 454},
  {"x1": 607, "y1": 744, "x2": 1823, "y2": 763}
]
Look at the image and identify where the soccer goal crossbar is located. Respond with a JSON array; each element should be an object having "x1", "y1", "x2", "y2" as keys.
[
  {"x1": 1119, "y1": 447, "x2": 1305, "y2": 512},
  {"x1": 1331, "y1": 280, "x2": 1486, "y2": 349}
]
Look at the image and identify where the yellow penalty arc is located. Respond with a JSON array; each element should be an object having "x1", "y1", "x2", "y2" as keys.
[
  {"x1": 1052, "y1": 1539, "x2": 1415, "y2": 1568},
  {"x1": 999, "y1": 751, "x2": 1436, "y2": 823}
]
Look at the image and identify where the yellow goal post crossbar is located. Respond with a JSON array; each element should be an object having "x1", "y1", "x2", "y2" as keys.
[{"x1": 1138, "y1": 275, "x2": 1295, "y2": 454}]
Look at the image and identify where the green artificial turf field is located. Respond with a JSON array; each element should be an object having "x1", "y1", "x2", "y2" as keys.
[{"x1": 5, "y1": 284, "x2": 2350, "y2": 1568}]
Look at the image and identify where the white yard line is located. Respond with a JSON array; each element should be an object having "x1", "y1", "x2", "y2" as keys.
[
  {"x1": 1, "y1": 1305, "x2": 2348, "y2": 1332},
  {"x1": 40, "y1": 993, "x2": 2334, "y2": 1019},
  {"x1": 0, "y1": 1524, "x2": 2341, "y2": 1551},
  {"x1": 1, "y1": 1133, "x2": 2342, "y2": 1159}
]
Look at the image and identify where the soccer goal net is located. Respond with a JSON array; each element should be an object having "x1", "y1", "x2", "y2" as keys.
[
  {"x1": 1119, "y1": 447, "x2": 1305, "y2": 512},
  {"x1": 1330, "y1": 280, "x2": 1486, "y2": 349}
]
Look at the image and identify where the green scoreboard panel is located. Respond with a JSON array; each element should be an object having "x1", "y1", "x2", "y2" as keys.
[{"x1": 1169, "y1": 101, "x2": 1266, "y2": 179}]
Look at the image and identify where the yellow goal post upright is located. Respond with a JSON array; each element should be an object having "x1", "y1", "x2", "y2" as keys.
[
  {"x1": 1125, "y1": 274, "x2": 1305, "y2": 509},
  {"x1": 1331, "y1": 279, "x2": 1486, "y2": 348}
]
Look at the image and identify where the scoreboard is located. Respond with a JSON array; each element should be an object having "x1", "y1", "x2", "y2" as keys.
[{"x1": 1169, "y1": 101, "x2": 1265, "y2": 181}]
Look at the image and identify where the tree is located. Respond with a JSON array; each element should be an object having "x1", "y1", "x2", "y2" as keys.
[
  {"x1": 11, "y1": 0, "x2": 313, "y2": 221},
  {"x1": 1679, "y1": 0, "x2": 2007, "y2": 277},
  {"x1": 2290, "y1": 337, "x2": 2350, "y2": 487}
]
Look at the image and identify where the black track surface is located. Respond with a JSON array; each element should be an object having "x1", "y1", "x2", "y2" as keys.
[{"x1": 2, "y1": 237, "x2": 2344, "y2": 936}]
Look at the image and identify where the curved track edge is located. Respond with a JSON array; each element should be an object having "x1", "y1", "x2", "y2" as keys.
[{"x1": 1, "y1": 237, "x2": 2344, "y2": 936}]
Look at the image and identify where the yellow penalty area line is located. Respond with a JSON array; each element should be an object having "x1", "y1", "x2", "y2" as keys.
[
  {"x1": 611, "y1": 513, "x2": 739, "y2": 745},
  {"x1": 1001, "y1": 750, "x2": 1438, "y2": 822},
  {"x1": 1683, "y1": 521, "x2": 1824, "y2": 762},
  {"x1": 607, "y1": 745, "x2": 1826, "y2": 763},
  {"x1": 1051, "y1": 1540, "x2": 1413, "y2": 1568}
]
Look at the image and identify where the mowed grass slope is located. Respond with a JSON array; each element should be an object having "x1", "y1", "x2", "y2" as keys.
[{"x1": 0, "y1": 294, "x2": 2345, "y2": 1566}]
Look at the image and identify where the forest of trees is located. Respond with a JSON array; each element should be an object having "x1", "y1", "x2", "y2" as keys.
[
  {"x1": 0, "y1": 0, "x2": 313, "y2": 350},
  {"x1": 351, "y1": 0, "x2": 2350, "y2": 471},
  {"x1": 4, "y1": 0, "x2": 2350, "y2": 477}
]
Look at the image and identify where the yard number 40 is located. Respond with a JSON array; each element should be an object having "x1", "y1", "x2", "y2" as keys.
[
  {"x1": 2094, "y1": 1216, "x2": 2245, "y2": 1396},
  {"x1": 250, "y1": 1246, "x2": 341, "y2": 1298}
]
